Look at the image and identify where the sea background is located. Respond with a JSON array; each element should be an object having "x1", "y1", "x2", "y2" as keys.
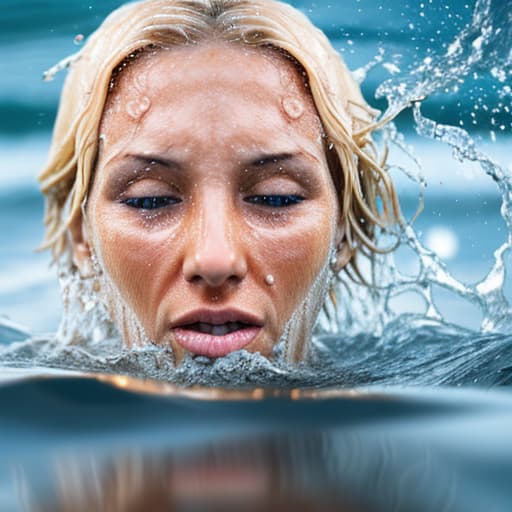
[{"x1": 1, "y1": 0, "x2": 511, "y2": 334}]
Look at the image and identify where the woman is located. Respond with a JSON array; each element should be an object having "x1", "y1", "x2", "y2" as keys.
[{"x1": 39, "y1": 0, "x2": 401, "y2": 364}]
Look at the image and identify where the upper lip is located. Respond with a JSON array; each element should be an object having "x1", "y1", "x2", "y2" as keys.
[{"x1": 170, "y1": 308, "x2": 264, "y2": 329}]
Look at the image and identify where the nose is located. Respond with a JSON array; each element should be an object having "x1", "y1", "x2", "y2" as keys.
[{"x1": 182, "y1": 199, "x2": 247, "y2": 288}]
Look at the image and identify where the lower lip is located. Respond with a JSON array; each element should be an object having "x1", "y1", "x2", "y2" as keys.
[{"x1": 172, "y1": 327, "x2": 261, "y2": 358}]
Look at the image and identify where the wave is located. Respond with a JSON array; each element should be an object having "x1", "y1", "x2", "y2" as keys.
[
  {"x1": 0, "y1": 134, "x2": 50, "y2": 192},
  {"x1": 1, "y1": 315, "x2": 511, "y2": 388}
]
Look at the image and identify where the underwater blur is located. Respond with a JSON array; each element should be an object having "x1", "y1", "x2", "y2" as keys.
[{"x1": 1, "y1": 0, "x2": 512, "y2": 510}]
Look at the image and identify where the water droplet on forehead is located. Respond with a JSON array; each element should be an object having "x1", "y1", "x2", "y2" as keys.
[
  {"x1": 126, "y1": 96, "x2": 151, "y2": 119},
  {"x1": 281, "y1": 97, "x2": 304, "y2": 119}
]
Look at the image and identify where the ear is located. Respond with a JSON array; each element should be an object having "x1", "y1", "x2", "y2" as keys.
[
  {"x1": 332, "y1": 222, "x2": 353, "y2": 272},
  {"x1": 334, "y1": 243, "x2": 353, "y2": 272},
  {"x1": 69, "y1": 212, "x2": 93, "y2": 276}
]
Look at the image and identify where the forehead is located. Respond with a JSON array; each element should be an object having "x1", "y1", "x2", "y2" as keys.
[
  {"x1": 108, "y1": 42, "x2": 311, "y2": 102},
  {"x1": 100, "y1": 42, "x2": 323, "y2": 150}
]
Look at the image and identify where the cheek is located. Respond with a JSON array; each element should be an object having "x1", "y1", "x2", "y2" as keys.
[
  {"x1": 251, "y1": 206, "x2": 335, "y2": 320},
  {"x1": 90, "y1": 209, "x2": 181, "y2": 326}
]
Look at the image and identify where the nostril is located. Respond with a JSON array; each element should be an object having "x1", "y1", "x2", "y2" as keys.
[
  {"x1": 183, "y1": 260, "x2": 247, "y2": 287},
  {"x1": 183, "y1": 251, "x2": 247, "y2": 287},
  {"x1": 188, "y1": 274, "x2": 203, "y2": 284}
]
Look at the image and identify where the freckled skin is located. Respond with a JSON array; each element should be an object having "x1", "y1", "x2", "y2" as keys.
[{"x1": 77, "y1": 43, "x2": 340, "y2": 362}]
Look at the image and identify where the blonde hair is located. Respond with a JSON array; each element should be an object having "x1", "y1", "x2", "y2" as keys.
[{"x1": 39, "y1": 0, "x2": 402, "y2": 279}]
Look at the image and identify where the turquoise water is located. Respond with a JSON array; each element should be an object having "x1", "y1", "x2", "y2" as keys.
[{"x1": 2, "y1": 0, "x2": 512, "y2": 510}]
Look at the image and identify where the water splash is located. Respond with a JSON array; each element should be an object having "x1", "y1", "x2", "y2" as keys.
[
  {"x1": 42, "y1": 52, "x2": 81, "y2": 82},
  {"x1": 2, "y1": 315, "x2": 512, "y2": 387},
  {"x1": 337, "y1": 0, "x2": 512, "y2": 337}
]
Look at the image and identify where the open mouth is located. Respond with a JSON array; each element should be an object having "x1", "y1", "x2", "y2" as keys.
[
  {"x1": 184, "y1": 321, "x2": 252, "y2": 336},
  {"x1": 171, "y1": 311, "x2": 262, "y2": 358}
]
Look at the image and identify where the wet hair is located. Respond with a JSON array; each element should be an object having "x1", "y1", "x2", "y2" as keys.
[{"x1": 39, "y1": 0, "x2": 403, "y2": 281}]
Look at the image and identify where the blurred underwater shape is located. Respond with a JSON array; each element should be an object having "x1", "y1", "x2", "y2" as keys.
[{"x1": 0, "y1": 373, "x2": 510, "y2": 511}]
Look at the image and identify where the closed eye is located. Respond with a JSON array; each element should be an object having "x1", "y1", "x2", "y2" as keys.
[
  {"x1": 244, "y1": 194, "x2": 304, "y2": 207},
  {"x1": 121, "y1": 196, "x2": 181, "y2": 209}
]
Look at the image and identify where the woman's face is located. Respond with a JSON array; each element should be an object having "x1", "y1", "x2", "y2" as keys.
[{"x1": 77, "y1": 43, "x2": 340, "y2": 363}]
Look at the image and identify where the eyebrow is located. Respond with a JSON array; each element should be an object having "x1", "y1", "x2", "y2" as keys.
[
  {"x1": 242, "y1": 152, "x2": 322, "y2": 192},
  {"x1": 119, "y1": 151, "x2": 315, "y2": 175},
  {"x1": 247, "y1": 153, "x2": 296, "y2": 168},
  {"x1": 124, "y1": 153, "x2": 183, "y2": 170}
]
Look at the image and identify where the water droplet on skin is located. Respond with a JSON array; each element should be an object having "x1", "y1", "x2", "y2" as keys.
[
  {"x1": 265, "y1": 274, "x2": 275, "y2": 286},
  {"x1": 126, "y1": 96, "x2": 151, "y2": 119},
  {"x1": 282, "y1": 97, "x2": 304, "y2": 119}
]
